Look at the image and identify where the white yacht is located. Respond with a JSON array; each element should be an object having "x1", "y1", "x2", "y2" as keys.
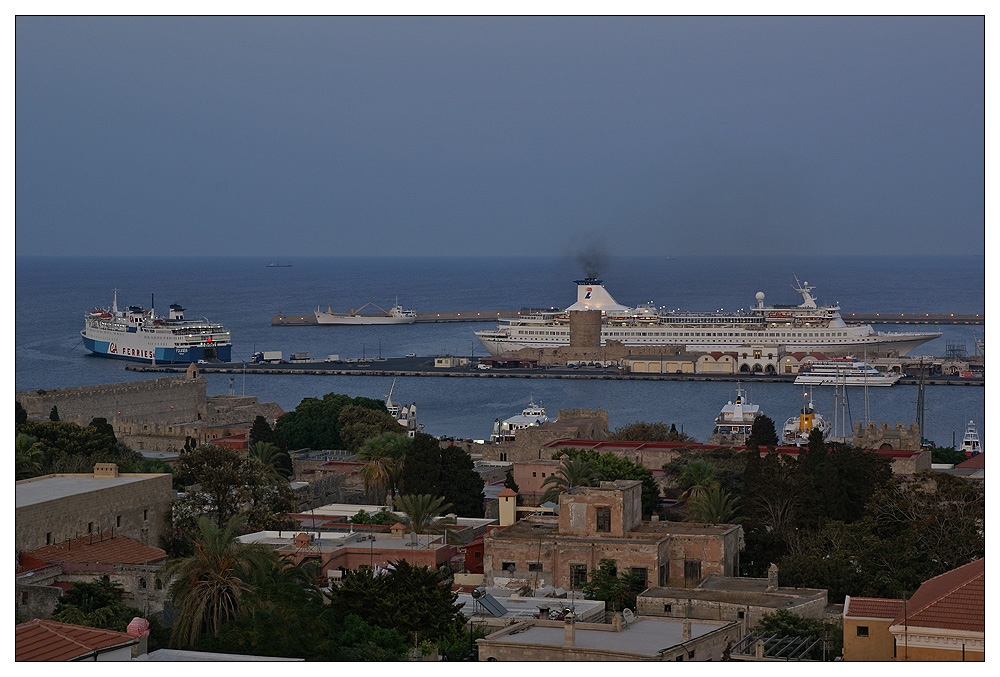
[
  {"x1": 708, "y1": 384, "x2": 763, "y2": 446},
  {"x1": 959, "y1": 420, "x2": 982, "y2": 457},
  {"x1": 491, "y1": 398, "x2": 549, "y2": 443},
  {"x1": 794, "y1": 357, "x2": 903, "y2": 387},
  {"x1": 474, "y1": 277, "x2": 941, "y2": 358}
]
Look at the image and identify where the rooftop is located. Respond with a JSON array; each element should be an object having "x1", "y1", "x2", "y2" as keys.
[
  {"x1": 15, "y1": 473, "x2": 168, "y2": 509},
  {"x1": 893, "y1": 558, "x2": 984, "y2": 633},
  {"x1": 16, "y1": 619, "x2": 138, "y2": 661},
  {"x1": 25, "y1": 534, "x2": 167, "y2": 566},
  {"x1": 844, "y1": 596, "x2": 906, "y2": 620},
  {"x1": 483, "y1": 616, "x2": 732, "y2": 657},
  {"x1": 136, "y1": 649, "x2": 303, "y2": 661}
]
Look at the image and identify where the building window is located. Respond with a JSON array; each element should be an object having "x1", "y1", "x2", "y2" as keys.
[
  {"x1": 570, "y1": 564, "x2": 588, "y2": 589},
  {"x1": 475, "y1": 552, "x2": 482, "y2": 559},
  {"x1": 659, "y1": 563, "x2": 668, "y2": 586},
  {"x1": 155, "y1": 579, "x2": 163, "y2": 590},
  {"x1": 528, "y1": 562, "x2": 543, "y2": 572},
  {"x1": 664, "y1": 604, "x2": 672, "y2": 614},
  {"x1": 596, "y1": 507, "x2": 611, "y2": 532},
  {"x1": 116, "y1": 515, "x2": 122, "y2": 528},
  {"x1": 502, "y1": 562, "x2": 516, "y2": 572},
  {"x1": 46, "y1": 532, "x2": 52, "y2": 545},
  {"x1": 675, "y1": 655, "x2": 684, "y2": 661},
  {"x1": 737, "y1": 610, "x2": 745, "y2": 619},
  {"x1": 688, "y1": 650, "x2": 695, "y2": 659},
  {"x1": 684, "y1": 559, "x2": 702, "y2": 583},
  {"x1": 88, "y1": 522, "x2": 93, "y2": 534},
  {"x1": 532, "y1": 472, "x2": 537, "y2": 477},
  {"x1": 857, "y1": 626, "x2": 869, "y2": 638},
  {"x1": 629, "y1": 567, "x2": 648, "y2": 588},
  {"x1": 139, "y1": 578, "x2": 147, "y2": 589},
  {"x1": 143, "y1": 509, "x2": 148, "y2": 521}
]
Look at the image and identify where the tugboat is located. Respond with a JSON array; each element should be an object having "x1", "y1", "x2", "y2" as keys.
[
  {"x1": 782, "y1": 390, "x2": 832, "y2": 447},
  {"x1": 708, "y1": 383, "x2": 763, "y2": 446},
  {"x1": 959, "y1": 420, "x2": 982, "y2": 457},
  {"x1": 491, "y1": 398, "x2": 549, "y2": 443}
]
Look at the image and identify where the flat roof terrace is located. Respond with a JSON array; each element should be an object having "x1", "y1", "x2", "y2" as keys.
[
  {"x1": 483, "y1": 616, "x2": 732, "y2": 657},
  {"x1": 15, "y1": 474, "x2": 167, "y2": 509}
]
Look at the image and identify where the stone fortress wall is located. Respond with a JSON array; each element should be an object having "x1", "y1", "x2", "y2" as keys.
[{"x1": 16, "y1": 367, "x2": 283, "y2": 452}]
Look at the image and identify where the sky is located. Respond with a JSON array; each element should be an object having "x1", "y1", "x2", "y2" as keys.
[{"x1": 14, "y1": 15, "x2": 986, "y2": 257}]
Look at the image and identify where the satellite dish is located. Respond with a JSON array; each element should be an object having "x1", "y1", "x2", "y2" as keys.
[{"x1": 622, "y1": 608, "x2": 635, "y2": 624}]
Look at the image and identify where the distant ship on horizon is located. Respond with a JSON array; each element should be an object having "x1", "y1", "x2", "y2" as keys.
[{"x1": 266, "y1": 261, "x2": 293, "y2": 267}]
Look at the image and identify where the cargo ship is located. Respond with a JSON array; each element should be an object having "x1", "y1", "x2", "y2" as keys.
[
  {"x1": 315, "y1": 300, "x2": 416, "y2": 325},
  {"x1": 81, "y1": 290, "x2": 232, "y2": 363},
  {"x1": 474, "y1": 277, "x2": 941, "y2": 358}
]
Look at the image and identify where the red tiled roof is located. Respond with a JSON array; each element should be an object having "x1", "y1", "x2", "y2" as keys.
[
  {"x1": 845, "y1": 596, "x2": 905, "y2": 620},
  {"x1": 497, "y1": 488, "x2": 517, "y2": 497},
  {"x1": 893, "y1": 559, "x2": 985, "y2": 633},
  {"x1": 956, "y1": 454, "x2": 985, "y2": 469},
  {"x1": 15, "y1": 619, "x2": 138, "y2": 661},
  {"x1": 26, "y1": 534, "x2": 167, "y2": 566},
  {"x1": 16, "y1": 553, "x2": 54, "y2": 574}
]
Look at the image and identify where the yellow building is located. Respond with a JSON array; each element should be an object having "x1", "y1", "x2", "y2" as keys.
[{"x1": 843, "y1": 559, "x2": 984, "y2": 661}]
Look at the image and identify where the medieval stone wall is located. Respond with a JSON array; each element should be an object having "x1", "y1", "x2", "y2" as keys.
[{"x1": 852, "y1": 422, "x2": 922, "y2": 451}]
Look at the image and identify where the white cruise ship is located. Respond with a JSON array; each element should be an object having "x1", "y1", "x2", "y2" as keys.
[
  {"x1": 794, "y1": 357, "x2": 903, "y2": 387},
  {"x1": 474, "y1": 277, "x2": 941, "y2": 358}
]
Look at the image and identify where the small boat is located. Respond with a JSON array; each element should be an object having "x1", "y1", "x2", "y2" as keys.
[
  {"x1": 708, "y1": 383, "x2": 763, "y2": 446},
  {"x1": 959, "y1": 420, "x2": 982, "y2": 457},
  {"x1": 794, "y1": 356, "x2": 902, "y2": 387},
  {"x1": 266, "y1": 261, "x2": 293, "y2": 267},
  {"x1": 782, "y1": 390, "x2": 832, "y2": 446},
  {"x1": 385, "y1": 378, "x2": 422, "y2": 437},
  {"x1": 491, "y1": 397, "x2": 549, "y2": 443}
]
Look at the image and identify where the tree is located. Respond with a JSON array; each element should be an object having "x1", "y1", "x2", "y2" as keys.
[
  {"x1": 51, "y1": 576, "x2": 138, "y2": 632},
  {"x1": 16, "y1": 401, "x2": 27, "y2": 425},
  {"x1": 541, "y1": 454, "x2": 601, "y2": 503},
  {"x1": 49, "y1": 405, "x2": 59, "y2": 421},
  {"x1": 173, "y1": 444, "x2": 296, "y2": 532},
  {"x1": 746, "y1": 415, "x2": 779, "y2": 448},
  {"x1": 164, "y1": 515, "x2": 278, "y2": 648},
  {"x1": 503, "y1": 468, "x2": 519, "y2": 493},
  {"x1": 575, "y1": 450, "x2": 661, "y2": 516},
  {"x1": 581, "y1": 558, "x2": 646, "y2": 612},
  {"x1": 339, "y1": 404, "x2": 403, "y2": 452},
  {"x1": 929, "y1": 446, "x2": 968, "y2": 465},
  {"x1": 394, "y1": 494, "x2": 452, "y2": 533},
  {"x1": 357, "y1": 432, "x2": 410, "y2": 503},
  {"x1": 273, "y1": 392, "x2": 389, "y2": 451},
  {"x1": 248, "y1": 415, "x2": 276, "y2": 445},
  {"x1": 610, "y1": 421, "x2": 693, "y2": 442},
  {"x1": 15, "y1": 419, "x2": 139, "y2": 478},
  {"x1": 15, "y1": 433, "x2": 42, "y2": 480},
  {"x1": 248, "y1": 441, "x2": 292, "y2": 481},
  {"x1": 751, "y1": 609, "x2": 843, "y2": 660},
  {"x1": 401, "y1": 434, "x2": 483, "y2": 517},
  {"x1": 686, "y1": 485, "x2": 740, "y2": 524},
  {"x1": 326, "y1": 559, "x2": 465, "y2": 647},
  {"x1": 677, "y1": 459, "x2": 718, "y2": 505}
]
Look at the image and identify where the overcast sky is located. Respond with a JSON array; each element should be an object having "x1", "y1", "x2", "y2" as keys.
[{"x1": 15, "y1": 16, "x2": 984, "y2": 257}]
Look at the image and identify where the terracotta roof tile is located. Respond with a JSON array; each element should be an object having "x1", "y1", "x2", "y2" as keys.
[
  {"x1": 16, "y1": 553, "x2": 54, "y2": 574},
  {"x1": 893, "y1": 559, "x2": 985, "y2": 633},
  {"x1": 15, "y1": 619, "x2": 138, "y2": 661},
  {"x1": 844, "y1": 596, "x2": 905, "y2": 620},
  {"x1": 26, "y1": 534, "x2": 167, "y2": 566},
  {"x1": 956, "y1": 454, "x2": 985, "y2": 469}
]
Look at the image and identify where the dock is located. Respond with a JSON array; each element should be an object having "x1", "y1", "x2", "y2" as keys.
[
  {"x1": 127, "y1": 361, "x2": 983, "y2": 386},
  {"x1": 272, "y1": 310, "x2": 527, "y2": 325},
  {"x1": 273, "y1": 310, "x2": 984, "y2": 326}
]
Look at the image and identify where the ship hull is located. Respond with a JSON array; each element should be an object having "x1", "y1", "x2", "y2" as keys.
[
  {"x1": 475, "y1": 333, "x2": 940, "y2": 358},
  {"x1": 82, "y1": 333, "x2": 231, "y2": 363},
  {"x1": 315, "y1": 312, "x2": 415, "y2": 325}
]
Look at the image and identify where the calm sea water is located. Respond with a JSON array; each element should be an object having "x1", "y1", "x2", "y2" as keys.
[{"x1": 14, "y1": 255, "x2": 985, "y2": 445}]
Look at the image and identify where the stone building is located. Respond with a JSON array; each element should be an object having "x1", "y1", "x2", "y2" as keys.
[
  {"x1": 637, "y1": 571, "x2": 828, "y2": 629},
  {"x1": 16, "y1": 367, "x2": 284, "y2": 452},
  {"x1": 853, "y1": 422, "x2": 922, "y2": 451},
  {"x1": 15, "y1": 464, "x2": 174, "y2": 553},
  {"x1": 482, "y1": 408, "x2": 609, "y2": 463},
  {"x1": 484, "y1": 481, "x2": 742, "y2": 592}
]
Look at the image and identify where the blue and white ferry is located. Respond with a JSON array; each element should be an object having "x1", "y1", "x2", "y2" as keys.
[{"x1": 81, "y1": 290, "x2": 232, "y2": 363}]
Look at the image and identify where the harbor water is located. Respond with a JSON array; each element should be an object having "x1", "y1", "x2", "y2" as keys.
[{"x1": 15, "y1": 255, "x2": 985, "y2": 445}]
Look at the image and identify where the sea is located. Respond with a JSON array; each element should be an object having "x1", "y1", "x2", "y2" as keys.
[{"x1": 14, "y1": 255, "x2": 986, "y2": 447}]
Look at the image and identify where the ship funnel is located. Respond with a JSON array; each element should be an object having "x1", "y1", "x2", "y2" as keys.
[{"x1": 566, "y1": 280, "x2": 630, "y2": 313}]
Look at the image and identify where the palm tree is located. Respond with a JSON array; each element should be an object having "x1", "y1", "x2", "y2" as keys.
[
  {"x1": 686, "y1": 485, "x2": 741, "y2": 524},
  {"x1": 677, "y1": 459, "x2": 718, "y2": 505},
  {"x1": 15, "y1": 433, "x2": 42, "y2": 480},
  {"x1": 541, "y1": 454, "x2": 601, "y2": 503},
  {"x1": 357, "y1": 433, "x2": 409, "y2": 503},
  {"x1": 164, "y1": 515, "x2": 277, "y2": 648},
  {"x1": 394, "y1": 494, "x2": 452, "y2": 534},
  {"x1": 248, "y1": 441, "x2": 291, "y2": 480}
]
